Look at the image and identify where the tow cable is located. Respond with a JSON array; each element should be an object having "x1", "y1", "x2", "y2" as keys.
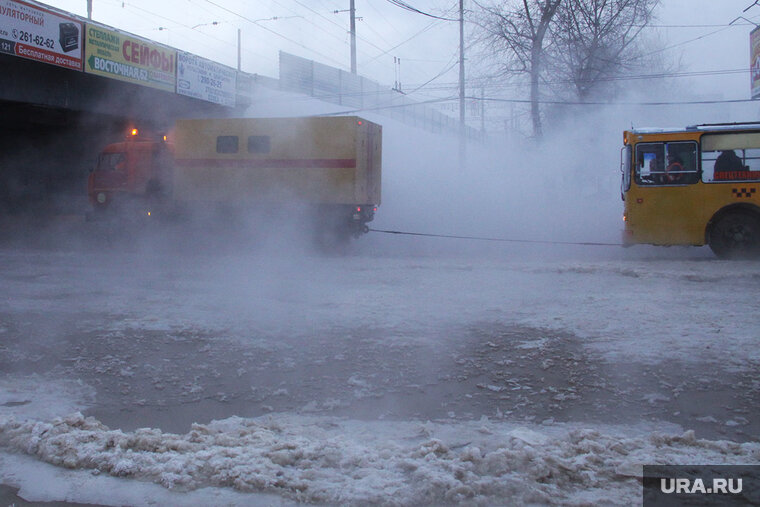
[{"x1": 368, "y1": 228, "x2": 623, "y2": 247}]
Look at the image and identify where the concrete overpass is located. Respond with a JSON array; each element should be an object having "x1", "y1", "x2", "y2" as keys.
[{"x1": 0, "y1": 40, "x2": 254, "y2": 219}]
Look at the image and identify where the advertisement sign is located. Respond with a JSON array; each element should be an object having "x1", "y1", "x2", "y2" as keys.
[
  {"x1": 0, "y1": 0, "x2": 82, "y2": 70},
  {"x1": 177, "y1": 52, "x2": 236, "y2": 107},
  {"x1": 752, "y1": 26, "x2": 760, "y2": 99},
  {"x1": 84, "y1": 23, "x2": 176, "y2": 92}
]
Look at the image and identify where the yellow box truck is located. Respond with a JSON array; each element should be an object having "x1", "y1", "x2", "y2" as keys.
[{"x1": 88, "y1": 116, "x2": 382, "y2": 242}]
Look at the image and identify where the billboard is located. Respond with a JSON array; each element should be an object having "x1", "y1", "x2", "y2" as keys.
[
  {"x1": 84, "y1": 23, "x2": 176, "y2": 92},
  {"x1": 177, "y1": 52, "x2": 236, "y2": 107},
  {"x1": 0, "y1": 0, "x2": 82, "y2": 70},
  {"x1": 752, "y1": 26, "x2": 760, "y2": 99}
]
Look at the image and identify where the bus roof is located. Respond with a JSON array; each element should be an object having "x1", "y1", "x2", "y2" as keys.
[{"x1": 628, "y1": 122, "x2": 760, "y2": 135}]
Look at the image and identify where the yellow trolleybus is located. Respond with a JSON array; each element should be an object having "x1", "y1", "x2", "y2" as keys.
[{"x1": 621, "y1": 122, "x2": 760, "y2": 258}]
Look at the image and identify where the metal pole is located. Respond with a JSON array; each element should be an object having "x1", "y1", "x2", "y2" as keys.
[
  {"x1": 237, "y1": 28, "x2": 241, "y2": 71},
  {"x1": 459, "y1": 0, "x2": 466, "y2": 168},
  {"x1": 87, "y1": 0, "x2": 92, "y2": 19},
  {"x1": 350, "y1": 0, "x2": 357, "y2": 74},
  {"x1": 481, "y1": 86, "x2": 485, "y2": 140}
]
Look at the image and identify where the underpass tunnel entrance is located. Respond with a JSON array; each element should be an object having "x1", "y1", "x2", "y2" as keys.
[
  {"x1": 0, "y1": 102, "x2": 130, "y2": 219},
  {"x1": 0, "y1": 53, "x2": 234, "y2": 225}
]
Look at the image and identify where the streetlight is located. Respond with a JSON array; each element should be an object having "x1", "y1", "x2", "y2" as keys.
[
  {"x1": 192, "y1": 17, "x2": 299, "y2": 72},
  {"x1": 191, "y1": 21, "x2": 240, "y2": 70},
  {"x1": 191, "y1": 21, "x2": 220, "y2": 29}
]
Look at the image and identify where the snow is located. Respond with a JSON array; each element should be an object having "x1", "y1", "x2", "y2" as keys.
[
  {"x1": 0, "y1": 407, "x2": 757, "y2": 506},
  {"x1": 1, "y1": 244, "x2": 759, "y2": 506}
]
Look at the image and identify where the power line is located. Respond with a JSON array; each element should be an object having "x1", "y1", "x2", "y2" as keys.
[
  {"x1": 202, "y1": 0, "x2": 348, "y2": 68},
  {"x1": 362, "y1": 18, "x2": 444, "y2": 64},
  {"x1": 384, "y1": 0, "x2": 458, "y2": 21},
  {"x1": 397, "y1": 66, "x2": 752, "y2": 94},
  {"x1": 641, "y1": 21, "x2": 744, "y2": 57},
  {"x1": 100, "y1": 0, "x2": 286, "y2": 70},
  {"x1": 284, "y1": 0, "x2": 414, "y2": 63},
  {"x1": 406, "y1": 52, "x2": 460, "y2": 95},
  {"x1": 365, "y1": 0, "x2": 407, "y2": 38},
  {"x1": 639, "y1": 22, "x2": 758, "y2": 28},
  {"x1": 253, "y1": 92, "x2": 759, "y2": 122},
  {"x1": 471, "y1": 96, "x2": 758, "y2": 107}
]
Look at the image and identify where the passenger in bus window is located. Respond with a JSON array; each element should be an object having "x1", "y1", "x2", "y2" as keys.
[
  {"x1": 649, "y1": 157, "x2": 664, "y2": 184},
  {"x1": 714, "y1": 150, "x2": 744, "y2": 174},
  {"x1": 639, "y1": 151, "x2": 659, "y2": 183},
  {"x1": 665, "y1": 153, "x2": 684, "y2": 183}
]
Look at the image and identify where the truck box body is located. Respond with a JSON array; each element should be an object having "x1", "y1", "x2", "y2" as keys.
[
  {"x1": 172, "y1": 116, "x2": 381, "y2": 206},
  {"x1": 87, "y1": 116, "x2": 382, "y2": 241}
]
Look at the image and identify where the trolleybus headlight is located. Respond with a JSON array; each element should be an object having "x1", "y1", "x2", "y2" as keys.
[{"x1": 97, "y1": 192, "x2": 107, "y2": 204}]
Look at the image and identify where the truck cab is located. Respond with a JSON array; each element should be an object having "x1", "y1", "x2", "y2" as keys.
[{"x1": 87, "y1": 129, "x2": 173, "y2": 217}]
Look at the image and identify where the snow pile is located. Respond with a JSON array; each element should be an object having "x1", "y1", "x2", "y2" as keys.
[{"x1": 1, "y1": 412, "x2": 758, "y2": 506}]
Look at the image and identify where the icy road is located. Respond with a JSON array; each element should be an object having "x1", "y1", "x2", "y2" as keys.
[{"x1": 0, "y1": 229, "x2": 758, "y2": 506}]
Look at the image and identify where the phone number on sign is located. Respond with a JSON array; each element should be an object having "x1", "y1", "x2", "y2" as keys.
[{"x1": 12, "y1": 29, "x2": 55, "y2": 50}]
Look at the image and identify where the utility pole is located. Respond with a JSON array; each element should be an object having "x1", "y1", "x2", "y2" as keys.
[
  {"x1": 393, "y1": 57, "x2": 401, "y2": 92},
  {"x1": 237, "y1": 28, "x2": 241, "y2": 71},
  {"x1": 87, "y1": 0, "x2": 92, "y2": 19},
  {"x1": 480, "y1": 87, "x2": 485, "y2": 140},
  {"x1": 350, "y1": 0, "x2": 357, "y2": 74},
  {"x1": 458, "y1": 0, "x2": 466, "y2": 169}
]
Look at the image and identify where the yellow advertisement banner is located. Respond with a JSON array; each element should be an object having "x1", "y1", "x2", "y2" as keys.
[{"x1": 84, "y1": 23, "x2": 175, "y2": 92}]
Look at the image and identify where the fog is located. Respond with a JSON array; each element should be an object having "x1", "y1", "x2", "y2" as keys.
[{"x1": 3, "y1": 2, "x2": 760, "y2": 503}]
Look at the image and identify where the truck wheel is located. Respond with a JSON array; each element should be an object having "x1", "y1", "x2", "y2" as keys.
[{"x1": 708, "y1": 212, "x2": 760, "y2": 259}]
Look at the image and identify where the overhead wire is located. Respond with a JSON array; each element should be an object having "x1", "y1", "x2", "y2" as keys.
[
  {"x1": 471, "y1": 96, "x2": 759, "y2": 107},
  {"x1": 94, "y1": 0, "x2": 283, "y2": 69},
  {"x1": 72, "y1": 0, "x2": 757, "y2": 125},
  {"x1": 405, "y1": 50, "x2": 460, "y2": 95},
  {"x1": 399, "y1": 66, "x2": 753, "y2": 92},
  {"x1": 202, "y1": 0, "x2": 348, "y2": 68},
  {"x1": 639, "y1": 11, "x2": 760, "y2": 57},
  {"x1": 278, "y1": 0, "x2": 415, "y2": 63},
  {"x1": 383, "y1": 0, "x2": 459, "y2": 21},
  {"x1": 365, "y1": 0, "x2": 408, "y2": 38},
  {"x1": 85, "y1": 0, "x2": 463, "y2": 103}
]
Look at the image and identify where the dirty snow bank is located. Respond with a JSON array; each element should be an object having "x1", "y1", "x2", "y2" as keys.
[{"x1": 1, "y1": 412, "x2": 758, "y2": 506}]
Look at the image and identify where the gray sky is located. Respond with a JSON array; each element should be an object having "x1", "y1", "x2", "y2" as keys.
[{"x1": 37, "y1": 0, "x2": 760, "y2": 106}]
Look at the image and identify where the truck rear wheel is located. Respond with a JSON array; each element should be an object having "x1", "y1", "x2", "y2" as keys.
[{"x1": 708, "y1": 212, "x2": 760, "y2": 259}]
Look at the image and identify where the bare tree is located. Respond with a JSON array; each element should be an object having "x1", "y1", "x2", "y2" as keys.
[
  {"x1": 549, "y1": 0, "x2": 659, "y2": 101},
  {"x1": 473, "y1": 0, "x2": 562, "y2": 137},
  {"x1": 472, "y1": 0, "x2": 659, "y2": 137}
]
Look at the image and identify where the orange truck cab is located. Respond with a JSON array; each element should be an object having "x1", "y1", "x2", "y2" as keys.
[{"x1": 87, "y1": 128, "x2": 173, "y2": 218}]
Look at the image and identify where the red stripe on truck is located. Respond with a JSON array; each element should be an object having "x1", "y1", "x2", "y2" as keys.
[{"x1": 175, "y1": 158, "x2": 357, "y2": 169}]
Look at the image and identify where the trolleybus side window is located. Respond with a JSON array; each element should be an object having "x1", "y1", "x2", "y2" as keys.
[
  {"x1": 701, "y1": 133, "x2": 760, "y2": 183},
  {"x1": 635, "y1": 141, "x2": 697, "y2": 185}
]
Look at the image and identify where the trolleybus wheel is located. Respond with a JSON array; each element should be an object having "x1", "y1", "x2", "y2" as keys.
[{"x1": 708, "y1": 212, "x2": 760, "y2": 259}]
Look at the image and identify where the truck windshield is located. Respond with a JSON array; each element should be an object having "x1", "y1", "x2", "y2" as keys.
[{"x1": 97, "y1": 153, "x2": 126, "y2": 171}]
